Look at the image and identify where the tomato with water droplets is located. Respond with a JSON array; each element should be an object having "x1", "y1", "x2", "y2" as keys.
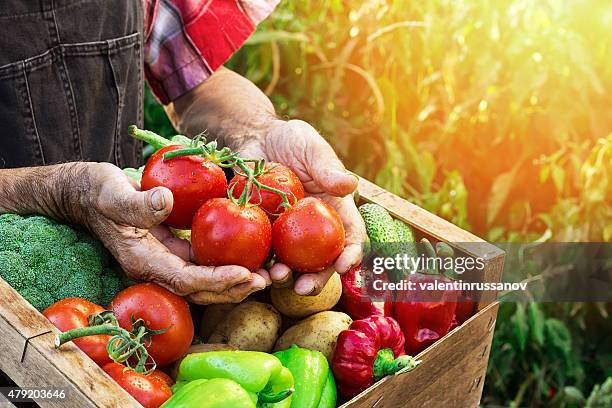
[
  {"x1": 103, "y1": 362, "x2": 172, "y2": 408},
  {"x1": 141, "y1": 145, "x2": 227, "y2": 229},
  {"x1": 230, "y1": 162, "x2": 305, "y2": 217},
  {"x1": 110, "y1": 283, "x2": 194, "y2": 367},
  {"x1": 191, "y1": 198, "x2": 272, "y2": 271},
  {"x1": 272, "y1": 197, "x2": 345, "y2": 273}
]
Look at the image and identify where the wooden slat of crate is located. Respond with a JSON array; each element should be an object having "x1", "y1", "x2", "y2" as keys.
[
  {"x1": 0, "y1": 279, "x2": 140, "y2": 408},
  {"x1": 341, "y1": 301, "x2": 499, "y2": 407},
  {"x1": 357, "y1": 177, "x2": 505, "y2": 310}
]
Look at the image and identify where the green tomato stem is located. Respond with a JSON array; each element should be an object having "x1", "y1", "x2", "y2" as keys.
[
  {"x1": 232, "y1": 159, "x2": 293, "y2": 210},
  {"x1": 128, "y1": 125, "x2": 174, "y2": 150},
  {"x1": 162, "y1": 147, "x2": 206, "y2": 160},
  {"x1": 55, "y1": 324, "x2": 125, "y2": 347}
]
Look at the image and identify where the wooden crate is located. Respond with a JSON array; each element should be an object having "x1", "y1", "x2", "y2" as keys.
[
  {"x1": 0, "y1": 176, "x2": 504, "y2": 408},
  {"x1": 340, "y1": 178, "x2": 505, "y2": 408}
]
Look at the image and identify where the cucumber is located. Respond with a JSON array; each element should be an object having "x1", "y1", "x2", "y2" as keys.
[
  {"x1": 395, "y1": 218, "x2": 417, "y2": 259},
  {"x1": 358, "y1": 203, "x2": 398, "y2": 245},
  {"x1": 395, "y1": 219, "x2": 416, "y2": 245},
  {"x1": 359, "y1": 204, "x2": 418, "y2": 281}
]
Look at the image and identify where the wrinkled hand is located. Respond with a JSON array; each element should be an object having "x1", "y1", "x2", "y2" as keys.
[
  {"x1": 73, "y1": 162, "x2": 267, "y2": 304},
  {"x1": 238, "y1": 119, "x2": 367, "y2": 295}
]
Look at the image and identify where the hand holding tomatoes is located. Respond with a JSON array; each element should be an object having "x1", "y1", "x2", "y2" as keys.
[
  {"x1": 131, "y1": 125, "x2": 363, "y2": 299},
  {"x1": 228, "y1": 119, "x2": 367, "y2": 294}
]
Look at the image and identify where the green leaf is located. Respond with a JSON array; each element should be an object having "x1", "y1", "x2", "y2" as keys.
[
  {"x1": 551, "y1": 166, "x2": 566, "y2": 193},
  {"x1": 545, "y1": 318, "x2": 572, "y2": 357},
  {"x1": 586, "y1": 377, "x2": 612, "y2": 408},
  {"x1": 488, "y1": 226, "x2": 505, "y2": 242},
  {"x1": 528, "y1": 302, "x2": 546, "y2": 346},
  {"x1": 563, "y1": 386, "x2": 586, "y2": 404},
  {"x1": 511, "y1": 303, "x2": 529, "y2": 352},
  {"x1": 487, "y1": 162, "x2": 521, "y2": 226}
]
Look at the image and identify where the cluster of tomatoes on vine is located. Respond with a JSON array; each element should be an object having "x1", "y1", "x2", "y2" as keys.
[{"x1": 140, "y1": 136, "x2": 345, "y2": 274}]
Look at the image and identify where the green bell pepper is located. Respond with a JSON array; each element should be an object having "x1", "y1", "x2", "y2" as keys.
[
  {"x1": 317, "y1": 371, "x2": 336, "y2": 408},
  {"x1": 175, "y1": 351, "x2": 294, "y2": 408},
  {"x1": 273, "y1": 345, "x2": 337, "y2": 408},
  {"x1": 162, "y1": 378, "x2": 257, "y2": 408}
]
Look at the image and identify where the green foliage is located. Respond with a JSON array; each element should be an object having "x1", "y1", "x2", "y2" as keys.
[
  {"x1": 586, "y1": 377, "x2": 612, "y2": 407},
  {"x1": 487, "y1": 302, "x2": 610, "y2": 407},
  {"x1": 0, "y1": 214, "x2": 127, "y2": 310},
  {"x1": 224, "y1": 0, "x2": 611, "y2": 241}
]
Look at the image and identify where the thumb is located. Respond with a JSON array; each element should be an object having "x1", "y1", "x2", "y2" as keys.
[
  {"x1": 307, "y1": 144, "x2": 358, "y2": 197},
  {"x1": 99, "y1": 181, "x2": 174, "y2": 229}
]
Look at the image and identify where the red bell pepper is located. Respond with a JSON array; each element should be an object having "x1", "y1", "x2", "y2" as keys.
[
  {"x1": 340, "y1": 264, "x2": 386, "y2": 320},
  {"x1": 385, "y1": 273, "x2": 459, "y2": 355},
  {"x1": 451, "y1": 291, "x2": 476, "y2": 329},
  {"x1": 331, "y1": 315, "x2": 419, "y2": 399}
]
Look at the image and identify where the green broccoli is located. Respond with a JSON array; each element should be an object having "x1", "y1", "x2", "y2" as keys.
[{"x1": 0, "y1": 214, "x2": 129, "y2": 310}]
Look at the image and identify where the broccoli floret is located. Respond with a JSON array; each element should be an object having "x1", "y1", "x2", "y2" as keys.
[
  {"x1": 0, "y1": 223, "x2": 24, "y2": 252},
  {"x1": 20, "y1": 287, "x2": 55, "y2": 311},
  {"x1": 75, "y1": 229, "x2": 109, "y2": 266},
  {"x1": 64, "y1": 242, "x2": 103, "y2": 275},
  {"x1": 0, "y1": 214, "x2": 129, "y2": 310},
  {"x1": 0, "y1": 251, "x2": 35, "y2": 288},
  {"x1": 56, "y1": 268, "x2": 103, "y2": 303},
  {"x1": 99, "y1": 268, "x2": 126, "y2": 307},
  {"x1": 0, "y1": 213, "x2": 23, "y2": 224}
]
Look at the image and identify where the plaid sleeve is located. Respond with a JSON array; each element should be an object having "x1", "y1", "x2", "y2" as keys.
[{"x1": 143, "y1": 0, "x2": 279, "y2": 104}]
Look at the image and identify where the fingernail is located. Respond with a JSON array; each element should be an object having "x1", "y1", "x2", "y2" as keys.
[
  {"x1": 253, "y1": 275, "x2": 267, "y2": 290},
  {"x1": 296, "y1": 285, "x2": 316, "y2": 296},
  {"x1": 150, "y1": 189, "x2": 165, "y2": 211}
]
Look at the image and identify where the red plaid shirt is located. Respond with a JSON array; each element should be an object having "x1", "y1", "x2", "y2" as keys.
[{"x1": 143, "y1": 0, "x2": 278, "y2": 104}]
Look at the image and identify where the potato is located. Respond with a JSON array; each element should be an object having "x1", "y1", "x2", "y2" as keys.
[
  {"x1": 200, "y1": 303, "x2": 237, "y2": 341},
  {"x1": 170, "y1": 343, "x2": 236, "y2": 379},
  {"x1": 208, "y1": 301, "x2": 282, "y2": 352},
  {"x1": 274, "y1": 311, "x2": 352, "y2": 361},
  {"x1": 271, "y1": 272, "x2": 342, "y2": 318}
]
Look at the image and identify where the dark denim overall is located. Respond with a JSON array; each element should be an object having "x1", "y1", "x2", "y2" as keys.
[{"x1": 0, "y1": 0, "x2": 144, "y2": 168}]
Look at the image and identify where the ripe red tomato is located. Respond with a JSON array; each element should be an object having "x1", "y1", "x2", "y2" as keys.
[
  {"x1": 110, "y1": 283, "x2": 194, "y2": 367},
  {"x1": 43, "y1": 298, "x2": 112, "y2": 366},
  {"x1": 103, "y1": 362, "x2": 172, "y2": 408},
  {"x1": 272, "y1": 197, "x2": 345, "y2": 273},
  {"x1": 191, "y1": 198, "x2": 272, "y2": 271},
  {"x1": 149, "y1": 369, "x2": 174, "y2": 387},
  {"x1": 141, "y1": 145, "x2": 228, "y2": 229},
  {"x1": 229, "y1": 162, "x2": 305, "y2": 217}
]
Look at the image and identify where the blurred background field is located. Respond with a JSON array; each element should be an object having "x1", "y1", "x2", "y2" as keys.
[{"x1": 145, "y1": 0, "x2": 611, "y2": 406}]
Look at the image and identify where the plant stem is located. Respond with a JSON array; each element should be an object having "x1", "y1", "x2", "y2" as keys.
[
  {"x1": 55, "y1": 324, "x2": 125, "y2": 347},
  {"x1": 163, "y1": 147, "x2": 206, "y2": 160},
  {"x1": 128, "y1": 125, "x2": 174, "y2": 150},
  {"x1": 258, "y1": 388, "x2": 294, "y2": 404},
  {"x1": 372, "y1": 349, "x2": 420, "y2": 380}
]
